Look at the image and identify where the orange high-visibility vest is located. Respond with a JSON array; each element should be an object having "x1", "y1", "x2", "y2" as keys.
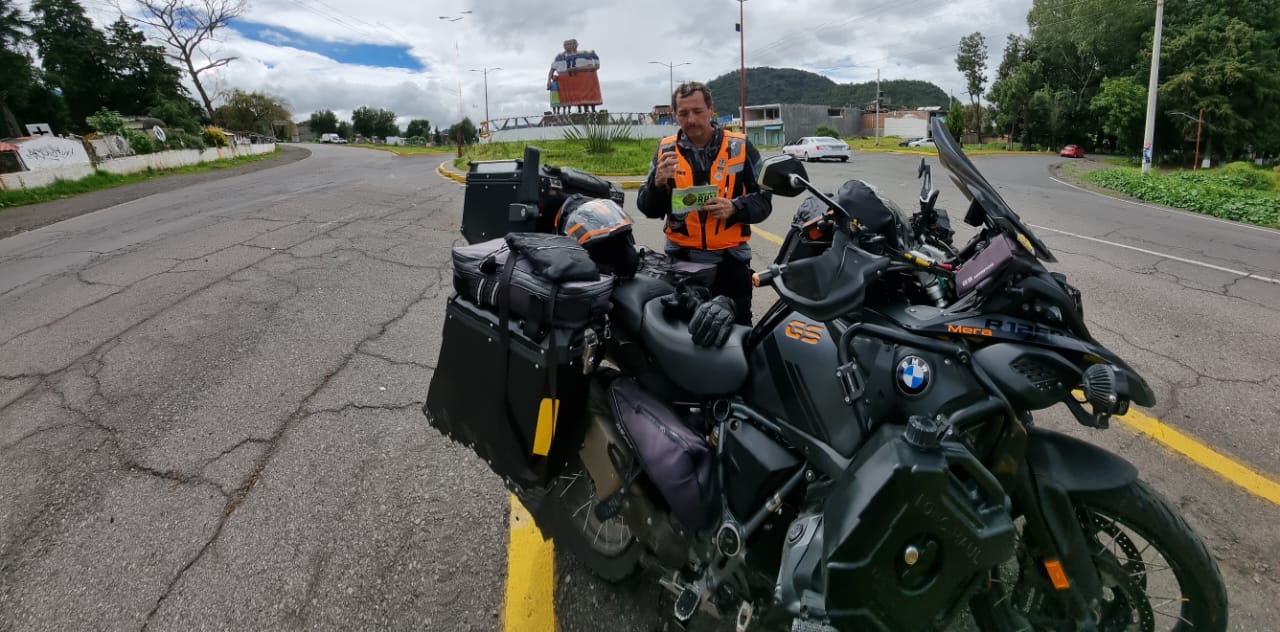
[{"x1": 659, "y1": 130, "x2": 750, "y2": 251}]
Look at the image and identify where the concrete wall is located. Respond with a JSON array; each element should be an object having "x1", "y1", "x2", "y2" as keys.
[
  {"x1": 777, "y1": 105, "x2": 862, "y2": 142},
  {"x1": 0, "y1": 143, "x2": 275, "y2": 191},
  {"x1": 490, "y1": 124, "x2": 675, "y2": 143}
]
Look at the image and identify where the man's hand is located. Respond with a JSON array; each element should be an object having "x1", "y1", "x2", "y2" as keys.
[
  {"x1": 654, "y1": 150, "x2": 679, "y2": 187},
  {"x1": 703, "y1": 197, "x2": 736, "y2": 220}
]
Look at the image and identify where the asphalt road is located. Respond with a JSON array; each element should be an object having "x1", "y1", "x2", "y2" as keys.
[{"x1": 1, "y1": 144, "x2": 1276, "y2": 631}]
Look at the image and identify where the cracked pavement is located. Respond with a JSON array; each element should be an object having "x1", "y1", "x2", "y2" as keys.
[
  {"x1": 1, "y1": 145, "x2": 1277, "y2": 631},
  {"x1": 1, "y1": 145, "x2": 505, "y2": 631}
]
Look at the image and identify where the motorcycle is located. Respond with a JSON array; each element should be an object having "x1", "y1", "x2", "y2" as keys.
[{"x1": 424, "y1": 117, "x2": 1227, "y2": 631}]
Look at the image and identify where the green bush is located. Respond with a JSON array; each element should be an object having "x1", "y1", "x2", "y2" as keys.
[
  {"x1": 123, "y1": 129, "x2": 155, "y2": 155},
  {"x1": 814, "y1": 124, "x2": 841, "y2": 138},
  {"x1": 1084, "y1": 167, "x2": 1280, "y2": 227},
  {"x1": 202, "y1": 126, "x2": 229, "y2": 148},
  {"x1": 87, "y1": 108, "x2": 126, "y2": 136},
  {"x1": 164, "y1": 130, "x2": 206, "y2": 150}
]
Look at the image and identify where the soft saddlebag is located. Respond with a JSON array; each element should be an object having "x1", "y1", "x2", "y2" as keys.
[
  {"x1": 607, "y1": 378, "x2": 720, "y2": 531},
  {"x1": 423, "y1": 296, "x2": 593, "y2": 489},
  {"x1": 452, "y1": 233, "x2": 613, "y2": 334}
]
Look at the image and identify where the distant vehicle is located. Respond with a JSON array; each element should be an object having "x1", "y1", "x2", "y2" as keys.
[
  {"x1": 1060, "y1": 144, "x2": 1084, "y2": 158},
  {"x1": 898, "y1": 137, "x2": 922, "y2": 147},
  {"x1": 907, "y1": 138, "x2": 936, "y2": 148},
  {"x1": 319, "y1": 133, "x2": 347, "y2": 144},
  {"x1": 781, "y1": 136, "x2": 850, "y2": 162}
]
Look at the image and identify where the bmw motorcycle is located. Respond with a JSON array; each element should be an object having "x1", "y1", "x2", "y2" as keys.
[{"x1": 424, "y1": 117, "x2": 1227, "y2": 631}]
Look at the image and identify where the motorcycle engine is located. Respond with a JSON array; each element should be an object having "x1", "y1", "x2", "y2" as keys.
[{"x1": 775, "y1": 423, "x2": 1015, "y2": 631}]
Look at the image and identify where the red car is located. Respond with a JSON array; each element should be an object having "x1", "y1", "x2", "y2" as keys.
[{"x1": 1059, "y1": 144, "x2": 1085, "y2": 158}]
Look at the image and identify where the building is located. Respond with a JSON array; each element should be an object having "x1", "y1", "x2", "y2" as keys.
[
  {"x1": 861, "y1": 108, "x2": 946, "y2": 139},
  {"x1": 742, "y1": 104, "x2": 863, "y2": 147}
]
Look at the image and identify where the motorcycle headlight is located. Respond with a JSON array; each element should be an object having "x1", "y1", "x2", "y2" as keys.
[{"x1": 1083, "y1": 364, "x2": 1129, "y2": 416}]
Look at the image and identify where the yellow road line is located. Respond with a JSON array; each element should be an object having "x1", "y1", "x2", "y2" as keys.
[
  {"x1": 754, "y1": 226, "x2": 785, "y2": 245},
  {"x1": 504, "y1": 494, "x2": 557, "y2": 631},
  {"x1": 1115, "y1": 408, "x2": 1280, "y2": 506}
]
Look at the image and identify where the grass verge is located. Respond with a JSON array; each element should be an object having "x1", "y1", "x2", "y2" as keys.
[
  {"x1": 1081, "y1": 165, "x2": 1280, "y2": 228},
  {"x1": 346, "y1": 143, "x2": 454, "y2": 156},
  {"x1": 453, "y1": 138, "x2": 657, "y2": 175},
  {"x1": 0, "y1": 148, "x2": 283, "y2": 211}
]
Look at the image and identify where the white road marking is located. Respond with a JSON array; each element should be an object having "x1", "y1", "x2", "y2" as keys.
[
  {"x1": 1047, "y1": 176, "x2": 1280, "y2": 236},
  {"x1": 1028, "y1": 223, "x2": 1280, "y2": 286}
]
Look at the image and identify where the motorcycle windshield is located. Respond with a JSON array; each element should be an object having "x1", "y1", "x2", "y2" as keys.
[{"x1": 930, "y1": 118, "x2": 1057, "y2": 262}]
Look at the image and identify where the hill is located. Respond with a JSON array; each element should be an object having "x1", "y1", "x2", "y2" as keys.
[{"x1": 705, "y1": 67, "x2": 950, "y2": 115}]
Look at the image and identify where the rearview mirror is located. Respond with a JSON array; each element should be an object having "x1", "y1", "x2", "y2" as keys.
[{"x1": 759, "y1": 155, "x2": 808, "y2": 197}]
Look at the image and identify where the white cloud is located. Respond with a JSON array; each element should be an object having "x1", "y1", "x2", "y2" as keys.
[{"x1": 49, "y1": 0, "x2": 1034, "y2": 128}]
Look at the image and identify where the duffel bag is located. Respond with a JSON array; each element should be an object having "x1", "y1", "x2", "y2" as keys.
[{"x1": 452, "y1": 233, "x2": 613, "y2": 334}]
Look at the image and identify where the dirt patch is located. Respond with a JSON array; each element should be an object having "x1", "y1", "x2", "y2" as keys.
[{"x1": 0, "y1": 145, "x2": 311, "y2": 240}]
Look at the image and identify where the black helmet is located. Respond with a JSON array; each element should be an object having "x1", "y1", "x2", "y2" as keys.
[{"x1": 833, "y1": 179, "x2": 911, "y2": 249}]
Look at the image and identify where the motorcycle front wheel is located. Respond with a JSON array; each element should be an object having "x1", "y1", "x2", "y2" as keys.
[{"x1": 971, "y1": 479, "x2": 1227, "y2": 632}]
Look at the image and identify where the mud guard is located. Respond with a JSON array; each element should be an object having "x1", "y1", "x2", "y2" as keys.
[{"x1": 1026, "y1": 427, "x2": 1137, "y2": 493}]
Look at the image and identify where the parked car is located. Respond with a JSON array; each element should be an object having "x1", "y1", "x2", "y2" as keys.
[
  {"x1": 907, "y1": 138, "x2": 936, "y2": 148},
  {"x1": 898, "y1": 137, "x2": 922, "y2": 147},
  {"x1": 782, "y1": 136, "x2": 851, "y2": 162},
  {"x1": 1060, "y1": 144, "x2": 1084, "y2": 158}
]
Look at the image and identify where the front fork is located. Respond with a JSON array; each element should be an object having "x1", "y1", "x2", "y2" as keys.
[{"x1": 988, "y1": 416, "x2": 1105, "y2": 630}]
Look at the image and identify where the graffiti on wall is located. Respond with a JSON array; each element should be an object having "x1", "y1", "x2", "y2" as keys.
[{"x1": 16, "y1": 136, "x2": 92, "y2": 171}]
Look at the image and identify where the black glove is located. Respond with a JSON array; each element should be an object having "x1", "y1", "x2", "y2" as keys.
[
  {"x1": 689, "y1": 295, "x2": 738, "y2": 348},
  {"x1": 660, "y1": 284, "x2": 710, "y2": 322}
]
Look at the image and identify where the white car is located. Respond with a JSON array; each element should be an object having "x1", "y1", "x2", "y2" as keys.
[
  {"x1": 907, "y1": 138, "x2": 936, "y2": 148},
  {"x1": 782, "y1": 136, "x2": 851, "y2": 162}
]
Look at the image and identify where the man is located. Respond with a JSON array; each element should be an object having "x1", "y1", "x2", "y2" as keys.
[{"x1": 637, "y1": 81, "x2": 772, "y2": 338}]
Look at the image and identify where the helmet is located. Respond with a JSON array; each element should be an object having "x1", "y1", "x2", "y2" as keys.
[
  {"x1": 556, "y1": 194, "x2": 633, "y2": 247},
  {"x1": 833, "y1": 179, "x2": 911, "y2": 249}
]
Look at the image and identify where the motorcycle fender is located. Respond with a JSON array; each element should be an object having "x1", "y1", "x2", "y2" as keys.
[
  {"x1": 1025, "y1": 427, "x2": 1137, "y2": 493},
  {"x1": 580, "y1": 389, "x2": 627, "y2": 501}
]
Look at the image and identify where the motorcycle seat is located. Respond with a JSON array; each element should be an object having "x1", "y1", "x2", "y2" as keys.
[
  {"x1": 641, "y1": 298, "x2": 750, "y2": 396},
  {"x1": 610, "y1": 275, "x2": 674, "y2": 334}
]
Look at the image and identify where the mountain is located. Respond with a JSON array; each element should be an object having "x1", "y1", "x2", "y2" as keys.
[{"x1": 705, "y1": 67, "x2": 951, "y2": 115}]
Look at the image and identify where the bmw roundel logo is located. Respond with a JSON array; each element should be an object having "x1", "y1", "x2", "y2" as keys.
[{"x1": 897, "y1": 356, "x2": 931, "y2": 395}]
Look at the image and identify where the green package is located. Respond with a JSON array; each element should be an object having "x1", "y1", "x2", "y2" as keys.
[{"x1": 671, "y1": 185, "x2": 719, "y2": 217}]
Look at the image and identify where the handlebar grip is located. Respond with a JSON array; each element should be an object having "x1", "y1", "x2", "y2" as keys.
[{"x1": 752, "y1": 264, "x2": 785, "y2": 287}]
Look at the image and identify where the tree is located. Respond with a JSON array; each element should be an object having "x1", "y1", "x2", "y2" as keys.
[
  {"x1": 405, "y1": 118, "x2": 431, "y2": 138},
  {"x1": 451, "y1": 118, "x2": 478, "y2": 145},
  {"x1": 148, "y1": 97, "x2": 202, "y2": 132},
  {"x1": 988, "y1": 35, "x2": 1043, "y2": 149},
  {"x1": 0, "y1": 0, "x2": 40, "y2": 136},
  {"x1": 308, "y1": 109, "x2": 338, "y2": 135},
  {"x1": 955, "y1": 32, "x2": 988, "y2": 136},
  {"x1": 31, "y1": 0, "x2": 111, "y2": 131},
  {"x1": 351, "y1": 106, "x2": 398, "y2": 138},
  {"x1": 1090, "y1": 76, "x2": 1146, "y2": 152},
  {"x1": 336, "y1": 120, "x2": 352, "y2": 140},
  {"x1": 945, "y1": 100, "x2": 965, "y2": 140},
  {"x1": 212, "y1": 89, "x2": 291, "y2": 136},
  {"x1": 103, "y1": 17, "x2": 185, "y2": 116},
  {"x1": 128, "y1": 0, "x2": 245, "y2": 120}
]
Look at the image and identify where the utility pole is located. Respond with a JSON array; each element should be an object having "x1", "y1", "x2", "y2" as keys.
[
  {"x1": 875, "y1": 68, "x2": 881, "y2": 146},
  {"x1": 470, "y1": 67, "x2": 502, "y2": 142},
  {"x1": 737, "y1": 0, "x2": 747, "y2": 131},
  {"x1": 440, "y1": 13, "x2": 470, "y2": 157},
  {"x1": 1141, "y1": 0, "x2": 1165, "y2": 175},
  {"x1": 649, "y1": 60, "x2": 691, "y2": 101}
]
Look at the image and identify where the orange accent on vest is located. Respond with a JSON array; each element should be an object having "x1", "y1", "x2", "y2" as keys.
[{"x1": 661, "y1": 131, "x2": 750, "y2": 251}]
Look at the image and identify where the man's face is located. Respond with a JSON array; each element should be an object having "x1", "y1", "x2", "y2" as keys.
[
  {"x1": 675, "y1": 92, "x2": 714, "y2": 144},
  {"x1": 564, "y1": 41, "x2": 578, "y2": 53}
]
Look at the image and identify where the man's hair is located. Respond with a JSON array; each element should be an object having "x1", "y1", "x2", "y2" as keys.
[{"x1": 672, "y1": 82, "x2": 713, "y2": 111}]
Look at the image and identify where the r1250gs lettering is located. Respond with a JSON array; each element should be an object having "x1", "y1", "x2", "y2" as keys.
[{"x1": 424, "y1": 117, "x2": 1227, "y2": 631}]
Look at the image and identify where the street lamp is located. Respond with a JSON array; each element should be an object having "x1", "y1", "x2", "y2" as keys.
[
  {"x1": 736, "y1": 0, "x2": 747, "y2": 130},
  {"x1": 1170, "y1": 109, "x2": 1207, "y2": 170},
  {"x1": 648, "y1": 60, "x2": 691, "y2": 101},
  {"x1": 440, "y1": 12, "x2": 469, "y2": 156},
  {"x1": 470, "y1": 66, "x2": 502, "y2": 140}
]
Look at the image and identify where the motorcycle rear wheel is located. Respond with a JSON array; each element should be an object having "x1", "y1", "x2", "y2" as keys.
[
  {"x1": 536, "y1": 377, "x2": 642, "y2": 583},
  {"x1": 971, "y1": 479, "x2": 1227, "y2": 631}
]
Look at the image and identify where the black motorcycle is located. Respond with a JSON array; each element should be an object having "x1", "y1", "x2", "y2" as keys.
[{"x1": 425, "y1": 117, "x2": 1227, "y2": 631}]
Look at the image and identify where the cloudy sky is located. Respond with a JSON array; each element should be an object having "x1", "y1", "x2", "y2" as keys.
[{"x1": 69, "y1": 0, "x2": 1035, "y2": 129}]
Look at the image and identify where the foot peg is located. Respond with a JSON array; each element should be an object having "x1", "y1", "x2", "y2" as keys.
[{"x1": 673, "y1": 584, "x2": 701, "y2": 622}]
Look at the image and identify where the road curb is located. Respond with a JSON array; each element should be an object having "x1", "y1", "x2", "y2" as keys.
[{"x1": 436, "y1": 160, "x2": 643, "y2": 189}]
